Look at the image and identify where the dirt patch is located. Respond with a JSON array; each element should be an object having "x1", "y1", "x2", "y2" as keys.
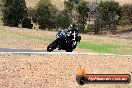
[
  {"x1": 0, "y1": 26, "x2": 55, "y2": 50},
  {"x1": 116, "y1": 0, "x2": 132, "y2": 5},
  {"x1": 25, "y1": 0, "x2": 64, "y2": 10},
  {"x1": 25, "y1": 0, "x2": 39, "y2": 7},
  {"x1": 0, "y1": 54, "x2": 131, "y2": 88}
]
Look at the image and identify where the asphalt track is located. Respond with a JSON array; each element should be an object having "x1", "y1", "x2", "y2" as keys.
[
  {"x1": 0, "y1": 48, "x2": 66, "y2": 53},
  {"x1": 0, "y1": 48, "x2": 70, "y2": 54},
  {"x1": 0, "y1": 48, "x2": 47, "y2": 52},
  {"x1": 0, "y1": 48, "x2": 132, "y2": 57}
]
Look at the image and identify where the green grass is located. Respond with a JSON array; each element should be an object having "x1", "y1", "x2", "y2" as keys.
[{"x1": 77, "y1": 41, "x2": 132, "y2": 55}]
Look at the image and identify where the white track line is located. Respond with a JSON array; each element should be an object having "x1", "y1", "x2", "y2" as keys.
[{"x1": 0, "y1": 52, "x2": 132, "y2": 57}]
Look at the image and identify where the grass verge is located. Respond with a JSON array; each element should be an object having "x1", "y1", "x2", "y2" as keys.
[{"x1": 77, "y1": 41, "x2": 132, "y2": 55}]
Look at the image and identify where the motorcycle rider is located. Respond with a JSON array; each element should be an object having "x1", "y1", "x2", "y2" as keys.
[
  {"x1": 67, "y1": 24, "x2": 79, "y2": 41},
  {"x1": 65, "y1": 24, "x2": 79, "y2": 49}
]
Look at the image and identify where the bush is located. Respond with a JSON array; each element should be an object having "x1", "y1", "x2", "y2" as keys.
[{"x1": 21, "y1": 17, "x2": 33, "y2": 29}]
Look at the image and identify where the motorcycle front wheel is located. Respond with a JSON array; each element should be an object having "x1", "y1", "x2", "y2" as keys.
[{"x1": 47, "y1": 40, "x2": 58, "y2": 52}]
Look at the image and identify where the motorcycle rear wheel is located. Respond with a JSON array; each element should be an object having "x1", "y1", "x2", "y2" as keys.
[{"x1": 66, "y1": 48, "x2": 73, "y2": 52}]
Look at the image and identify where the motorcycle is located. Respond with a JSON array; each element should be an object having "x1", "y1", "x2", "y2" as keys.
[{"x1": 47, "y1": 29, "x2": 81, "y2": 52}]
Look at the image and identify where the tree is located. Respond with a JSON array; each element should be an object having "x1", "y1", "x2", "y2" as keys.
[
  {"x1": 34, "y1": 0, "x2": 57, "y2": 30},
  {"x1": 0, "y1": 0, "x2": 2, "y2": 17},
  {"x1": 121, "y1": 4, "x2": 132, "y2": 24},
  {"x1": 55, "y1": 11, "x2": 71, "y2": 29},
  {"x1": 76, "y1": 0, "x2": 89, "y2": 33},
  {"x1": 97, "y1": 1, "x2": 122, "y2": 33},
  {"x1": 93, "y1": 13, "x2": 102, "y2": 34},
  {"x1": 64, "y1": 0, "x2": 79, "y2": 12},
  {"x1": 0, "y1": 0, "x2": 2, "y2": 8},
  {"x1": 1, "y1": 0, "x2": 28, "y2": 27},
  {"x1": 63, "y1": 0, "x2": 90, "y2": 33},
  {"x1": 64, "y1": 0, "x2": 80, "y2": 21},
  {"x1": 28, "y1": 7, "x2": 37, "y2": 23}
]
